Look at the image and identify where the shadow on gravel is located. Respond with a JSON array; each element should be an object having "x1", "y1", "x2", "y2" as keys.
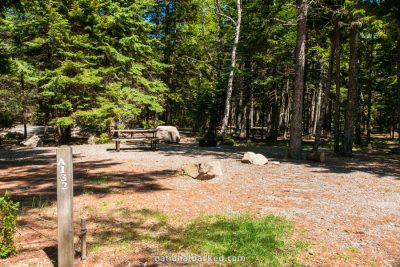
[
  {"x1": 0, "y1": 148, "x2": 172, "y2": 210},
  {"x1": 155, "y1": 143, "x2": 287, "y2": 161},
  {"x1": 286, "y1": 152, "x2": 400, "y2": 180},
  {"x1": 156, "y1": 144, "x2": 400, "y2": 180},
  {"x1": 0, "y1": 148, "x2": 56, "y2": 168}
]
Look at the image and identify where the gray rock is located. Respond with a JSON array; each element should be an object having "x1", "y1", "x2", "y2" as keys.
[
  {"x1": 269, "y1": 161, "x2": 281, "y2": 165},
  {"x1": 195, "y1": 161, "x2": 223, "y2": 180},
  {"x1": 156, "y1": 126, "x2": 180, "y2": 143},
  {"x1": 87, "y1": 135, "x2": 96, "y2": 145},
  {"x1": 241, "y1": 152, "x2": 268, "y2": 165},
  {"x1": 21, "y1": 135, "x2": 43, "y2": 148},
  {"x1": 179, "y1": 163, "x2": 199, "y2": 178}
]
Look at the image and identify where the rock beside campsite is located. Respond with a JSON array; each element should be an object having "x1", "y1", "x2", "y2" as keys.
[
  {"x1": 21, "y1": 135, "x2": 43, "y2": 148},
  {"x1": 156, "y1": 126, "x2": 180, "y2": 143},
  {"x1": 179, "y1": 163, "x2": 199, "y2": 178},
  {"x1": 269, "y1": 161, "x2": 281, "y2": 165},
  {"x1": 195, "y1": 161, "x2": 223, "y2": 180},
  {"x1": 87, "y1": 135, "x2": 96, "y2": 145},
  {"x1": 241, "y1": 152, "x2": 268, "y2": 165}
]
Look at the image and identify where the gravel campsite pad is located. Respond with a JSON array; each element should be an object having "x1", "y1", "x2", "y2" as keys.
[{"x1": 0, "y1": 143, "x2": 399, "y2": 266}]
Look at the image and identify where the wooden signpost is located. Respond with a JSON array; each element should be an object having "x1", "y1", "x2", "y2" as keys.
[{"x1": 57, "y1": 146, "x2": 74, "y2": 267}]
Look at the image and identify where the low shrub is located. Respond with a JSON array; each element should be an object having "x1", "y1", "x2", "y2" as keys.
[
  {"x1": 0, "y1": 193, "x2": 19, "y2": 258},
  {"x1": 95, "y1": 133, "x2": 110, "y2": 144}
]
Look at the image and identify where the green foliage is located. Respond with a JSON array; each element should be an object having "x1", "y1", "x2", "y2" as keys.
[
  {"x1": 3, "y1": 132, "x2": 24, "y2": 141},
  {"x1": 30, "y1": 196, "x2": 49, "y2": 209},
  {"x1": 223, "y1": 135, "x2": 236, "y2": 145},
  {"x1": 50, "y1": 117, "x2": 74, "y2": 127},
  {"x1": 1, "y1": 0, "x2": 168, "y2": 136},
  {"x1": 0, "y1": 112, "x2": 15, "y2": 129},
  {"x1": 0, "y1": 193, "x2": 19, "y2": 258},
  {"x1": 92, "y1": 176, "x2": 110, "y2": 184},
  {"x1": 95, "y1": 133, "x2": 110, "y2": 144},
  {"x1": 0, "y1": 0, "x2": 399, "y2": 146}
]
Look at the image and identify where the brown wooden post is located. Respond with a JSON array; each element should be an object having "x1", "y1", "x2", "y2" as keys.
[
  {"x1": 116, "y1": 141, "x2": 120, "y2": 152},
  {"x1": 57, "y1": 146, "x2": 74, "y2": 267},
  {"x1": 80, "y1": 218, "x2": 87, "y2": 260}
]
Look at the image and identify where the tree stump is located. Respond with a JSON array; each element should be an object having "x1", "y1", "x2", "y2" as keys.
[{"x1": 306, "y1": 151, "x2": 326, "y2": 163}]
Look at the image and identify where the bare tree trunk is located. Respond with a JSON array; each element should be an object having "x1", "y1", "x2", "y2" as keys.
[
  {"x1": 249, "y1": 86, "x2": 254, "y2": 129},
  {"x1": 313, "y1": 78, "x2": 322, "y2": 135},
  {"x1": 261, "y1": 101, "x2": 266, "y2": 140},
  {"x1": 343, "y1": 21, "x2": 361, "y2": 155},
  {"x1": 238, "y1": 64, "x2": 246, "y2": 138},
  {"x1": 289, "y1": 0, "x2": 308, "y2": 159},
  {"x1": 270, "y1": 87, "x2": 280, "y2": 141},
  {"x1": 20, "y1": 73, "x2": 27, "y2": 139},
  {"x1": 314, "y1": 34, "x2": 335, "y2": 150},
  {"x1": 354, "y1": 84, "x2": 363, "y2": 146},
  {"x1": 366, "y1": 32, "x2": 375, "y2": 144},
  {"x1": 250, "y1": 95, "x2": 254, "y2": 127},
  {"x1": 397, "y1": 28, "x2": 400, "y2": 145},
  {"x1": 310, "y1": 86, "x2": 316, "y2": 134},
  {"x1": 218, "y1": 0, "x2": 242, "y2": 137},
  {"x1": 283, "y1": 79, "x2": 290, "y2": 140},
  {"x1": 334, "y1": 21, "x2": 342, "y2": 153}
]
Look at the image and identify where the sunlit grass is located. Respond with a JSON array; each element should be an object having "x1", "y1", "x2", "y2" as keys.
[
  {"x1": 87, "y1": 209, "x2": 307, "y2": 266},
  {"x1": 158, "y1": 214, "x2": 307, "y2": 266}
]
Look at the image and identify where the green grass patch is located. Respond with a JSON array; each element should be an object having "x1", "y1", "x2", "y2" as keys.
[
  {"x1": 159, "y1": 214, "x2": 306, "y2": 266},
  {"x1": 87, "y1": 209, "x2": 307, "y2": 266},
  {"x1": 99, "y1": 202, "x2": 108, "y2": 209},
  {"x1": 88, "y1": 226, "x2": 134, "y2": 253},
  {"x1": 30, "y1": 196, "x2": 49, "y2": 209},
  {"x1": 92, "y1": 176, "x2": 110, "y2": 185},
  {"x1": 134, "y1": 208, "x2": 168, "y2": 227}
]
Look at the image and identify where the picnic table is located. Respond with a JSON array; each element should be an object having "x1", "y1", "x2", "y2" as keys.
[{"x1": 111, "y1": 129, "x2": 159, "y2": 152}]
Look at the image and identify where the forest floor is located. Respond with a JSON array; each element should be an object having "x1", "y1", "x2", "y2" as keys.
[{"x1": 0, "y1": 136, "x2": 399, "y2": 266}]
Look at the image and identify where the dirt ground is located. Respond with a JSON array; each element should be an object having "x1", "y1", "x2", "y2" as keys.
[{"x1": 0, "y1": 140, "x2": 399, "y2": 266}]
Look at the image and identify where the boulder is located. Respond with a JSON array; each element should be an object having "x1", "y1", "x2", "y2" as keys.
[
  {"x1": 21, "y1": 135, "x2": 43, "y2": 148},
  {"x1": 87, "y1": 135, "x2": 96, "y2": 145},
  {"x1": 241, "y1": 152, "x2": 268, "y2": 165},
  {"x1": 156, "y1": 126, "x2": 180, "y2": 143},
  {"x1": 179, "y1": 163, "x2": 199, "y2": 178},
  {"x1": 269, "y1": 161, "x2": 281, "y2": 165},
  {"x1": 195, "y1": 161, "x2": 223, "y2": 180}
]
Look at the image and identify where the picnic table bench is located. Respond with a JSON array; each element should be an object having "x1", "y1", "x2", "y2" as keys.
[{"x1": 111, "y1": 129, "x2": 159, "y2": 152}]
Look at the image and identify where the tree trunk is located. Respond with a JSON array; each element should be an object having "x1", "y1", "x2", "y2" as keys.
[
  {"x1": 314, "y1": 34, "x2": 335, "y2": 151},
  {"x1": 343, "y1": 21, "x2": 361, "y2": 155},
  {"x1": 313, "y1": 75, "x2": 322, "y2": 135},
  {"x1": 310, "y1": 85, "x2": 316, "y2": 134},
  {"x1": 270, "y1": 87, "x2": 280, "y2": 141},
  {"x1": 366, "y1": 32, "x2": 375, "y2": 144},
  {"x1": 220, "y1": 0, "x2": 242, "y2": 137},
  {"x1": 261, "y1": 101, "x2": 266, "y2": 140},
  {"x1": 333, "y1": 21, "x2": 342, "y2": 153},
  {"x1": 283, "y1": 79, "x2": 290, "y2": 140},
  {"x1": 354, "y1": 84, "x2": 363, "y2": 146},
  {"x1": 288, "y1": 0, "x2": 308, "y2": 159},
  {"x1": 249, "y1": 84, "x2": 254, "y2": 129},
  {"x1": 397, "y1": 28, "x2": 400, "y2": 145},
  {"x1": 162, "y1": 3, "x2": 175, "y2": 126},
  {"x1": 20, "y1": 73, "x2": 27, "y2": 139}
]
